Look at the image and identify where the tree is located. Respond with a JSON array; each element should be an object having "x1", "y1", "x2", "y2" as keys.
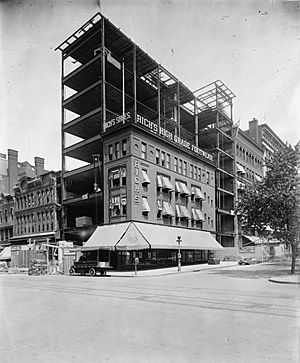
[{"x1": 238, "y1": 144, "x2": 300, "y2": 274}]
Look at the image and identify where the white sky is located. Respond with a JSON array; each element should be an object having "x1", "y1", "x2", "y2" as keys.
[{"x1": 1, "y1": 0, "x2": 300, "y2": 171}]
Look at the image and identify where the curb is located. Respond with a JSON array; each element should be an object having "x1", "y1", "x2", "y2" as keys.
[
  {"x1": 109, "y1": 262, "x2": 238, "y2": 278},
  {"x1": 269, "y1": 276, "x2": 300, "y2": 285}
]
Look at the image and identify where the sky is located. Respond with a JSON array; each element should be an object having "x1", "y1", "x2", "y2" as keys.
[{"x1": 1, "y1": 0, "x2": 300, "y2": 171}]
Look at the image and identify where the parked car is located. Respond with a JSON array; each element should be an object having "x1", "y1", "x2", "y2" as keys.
[
  {"x1": 208, "y1": 257, "x2": 220, "y2": 265},
  {"x1": 69, "y1": 252, "x2": 113, "y2": 277},
  {"x1": 238, "y1": 257, "x2": 258, "y2": 265}
]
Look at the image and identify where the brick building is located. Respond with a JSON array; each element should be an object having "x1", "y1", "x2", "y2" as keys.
[{"x1": 9, "y1": 171, "x2": 61, "y2": 269}]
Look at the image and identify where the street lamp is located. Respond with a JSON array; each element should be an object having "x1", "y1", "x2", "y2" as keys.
[
  {"x1": 92, "y1": 154, "x2": 101, "y2": 226},
  {"x1": 177, "y1": 236, "x2": 182, "y2": 271}
]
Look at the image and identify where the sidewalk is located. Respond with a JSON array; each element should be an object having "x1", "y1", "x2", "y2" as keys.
[{"x1": 108, "y1": 261, "x2": 238, "y2": 277}]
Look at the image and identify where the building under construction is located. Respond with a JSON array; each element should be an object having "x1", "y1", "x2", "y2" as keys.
[{"x1": 56, "y1": 13, "x2": 237, "y2": 267}]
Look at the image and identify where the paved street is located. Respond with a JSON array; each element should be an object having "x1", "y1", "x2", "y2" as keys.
[{"x1": 0, "y1": 263, "x2": 299, "y2": 363}]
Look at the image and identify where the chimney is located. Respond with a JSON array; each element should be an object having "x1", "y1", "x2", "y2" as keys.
[
  {"x1": 34, "y1": 156, "x2": 45, "y2": 176},
  {"x1": 8, "y1": 149, "x2": 18, "y2": 195},
  {"x1": 248, "y1": 118, "x2": 259, "y2": 143}
]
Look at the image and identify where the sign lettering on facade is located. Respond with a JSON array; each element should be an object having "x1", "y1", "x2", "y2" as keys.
[
  {"x1": 104, "y1": 111, "x2": 213, "y2": 162},
  {"x1": 134, "y1": 160, "x2": 140, "y2": 204},
  {"x1": 104, "y1": 112, "x2": 131, "y2": 131}
]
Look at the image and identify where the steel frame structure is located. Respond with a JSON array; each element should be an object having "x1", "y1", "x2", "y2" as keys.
[{"x1": 56, "y1": 13, "x2": 237, "y2": 247}]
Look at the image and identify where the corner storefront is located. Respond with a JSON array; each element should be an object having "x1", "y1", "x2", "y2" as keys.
[{"x1": 81, "y1": 221, "x2": 223, "y2": 271}]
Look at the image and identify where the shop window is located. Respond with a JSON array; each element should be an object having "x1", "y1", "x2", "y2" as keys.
[
  {"x1": 122, "y1": 139, "x2": 127, "y2": 157},
  {"x1": 141, "y1": 143, "x2": 146, "y2": 159}
]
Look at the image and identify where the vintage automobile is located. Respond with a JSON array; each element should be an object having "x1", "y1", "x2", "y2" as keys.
[
  {"x1": 69, "y1": 250, "x2": 113, "y2": 277},
  {"x1": 238, "y1": 257, "x2": 259, "y2": 265},
  {"x1": 28, "y1": 259, "x2": 48, "y2": 275}
]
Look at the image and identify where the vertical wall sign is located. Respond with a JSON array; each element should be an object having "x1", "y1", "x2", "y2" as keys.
[{"x1": 134, "y1": 160, "x2": 140, "y2": 203}]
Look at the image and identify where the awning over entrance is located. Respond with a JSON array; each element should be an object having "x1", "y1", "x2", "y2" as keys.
[
  {"x1": 134, "y1": 222, "x2": 222, "y2": 250},
  {"x1": 242, "y1": 235, "x2": 260, "y2": 245},
  {"x1": 82, "y1": 222, "x2": 131, "y2": 250},
  {"x1": 82, "y1": 222, "x2": 223, "y2": 251},
  {"x1": 0, "y1": 246, "x2": 11, "y2": 261}
]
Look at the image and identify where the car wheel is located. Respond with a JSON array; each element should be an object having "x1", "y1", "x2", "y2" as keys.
[
  {"x1": 100, "y1": 269, "x2": 107, "y2": 276},
  {"x1": 89, "y1": 268, "x2": 96, "y2": 277},
  {"x1": 69, "y1": 268, "x2": 75, "y2": 276}
]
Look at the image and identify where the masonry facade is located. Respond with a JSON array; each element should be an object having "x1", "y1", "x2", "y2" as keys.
[{"x1": 9, "y1": 171, "x2": 61, "y2": 268}]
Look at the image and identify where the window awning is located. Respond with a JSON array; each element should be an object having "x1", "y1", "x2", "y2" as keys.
[
  {"x1": 236, "y1": 163, "x2": 245, "y2": 174},
  {"x1": 162, "y1": 176, "x2": 173, "y2": 191},
  {"x1": 180, "y1": 183, "x2": 190, "y2": 196},
  {"x1": 255, "y1": 174, "x2": 262, "y2": 182},
  {"x1": 236, "y1": 180, "x2": 245, "y2": 190},
  {"x1": 82, "y1": 221, "x2": 223, "y2": 251},
  {"x1": 175, "y1": 181, "x2": 183, "y2": 194},
  {"x1": 192, "y1": 208, "x2": 205, "y2": 221},
  {"x1": 157, "y1": 175, "x2": 162, "y2": 188},
  {"x1": 162, "y1": 201, "x2": 174, "y2": 216},
  {"x1": 192, "y1": 187, "x2": 204, "y2": 200},
  {"x1": 142, "y1": 197, "x2": 151, "y2": 213},
  {"x1": 242, "y1": 235, "x2": 260, "y2": 245},
  {"x1": 180, "y1": 205, "x2": 190, "y2": 218},
  {"x1": 141, "y1": 170, "x2": 151, "y2": 185},
  {"x1": 175, "y1": 204, "x2": 189, "y2": 218},
  {"x1": 0, "y1": 246, "x2": 11, "y2": 260},
  {"x1": 176, "y1": 182, "x2": 190, "y2": 196},
  {"x1": 82, "y1": 222, "x2": 131, "y2": 250}
]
